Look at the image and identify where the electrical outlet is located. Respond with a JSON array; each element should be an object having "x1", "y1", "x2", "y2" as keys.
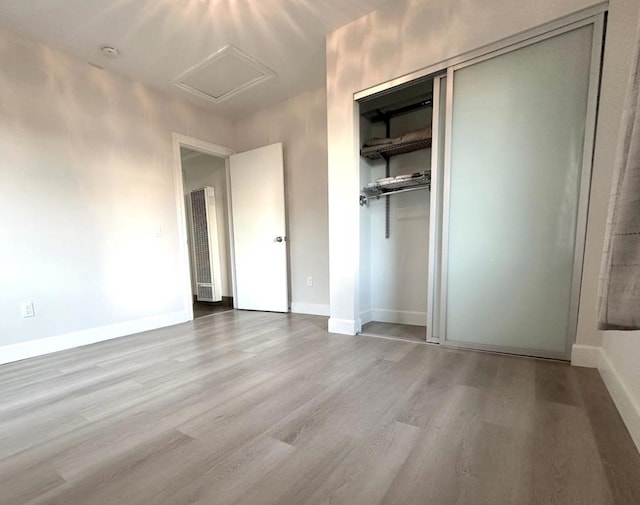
[
  {"x1": 306, "y1": 276, "x2": 313, "y2": 287},
  {"x1": 153, "y1": 225, "x2": 162, "y2": 238},
  {"x1": 21, "y1": 302, "x2": 35, "y2": 318}
]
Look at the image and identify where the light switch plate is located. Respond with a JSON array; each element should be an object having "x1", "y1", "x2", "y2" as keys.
[{"x1": 21, "y1": 302, "x2": 35, "y2": 318}]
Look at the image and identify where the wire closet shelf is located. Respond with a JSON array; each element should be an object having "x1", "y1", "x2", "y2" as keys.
[{"x1": 360, "y1": 171, "x2": 431, "y2": 206}]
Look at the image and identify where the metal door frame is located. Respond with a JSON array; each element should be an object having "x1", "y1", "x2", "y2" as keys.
[{"x1": 438, "y1": 14, "x2": 605, "y2": 359}]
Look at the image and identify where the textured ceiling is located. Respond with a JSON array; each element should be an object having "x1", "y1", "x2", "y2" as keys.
[{"x1": 0, "y1": 0, "x2": 394, "y2": 119}]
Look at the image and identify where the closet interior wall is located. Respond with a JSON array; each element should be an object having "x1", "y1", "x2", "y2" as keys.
[{"x1": 359, "y1": 82, "x2": 433, "y2": 335}]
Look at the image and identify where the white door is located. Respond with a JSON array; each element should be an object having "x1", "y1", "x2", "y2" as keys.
[{"x1": 229, "y1": 143, "x2": 289, "y2": 312}]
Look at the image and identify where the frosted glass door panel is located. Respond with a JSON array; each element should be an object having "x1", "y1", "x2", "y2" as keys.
[{"x1": 445, "y1": 25, "x2": 594, "y2": 355}]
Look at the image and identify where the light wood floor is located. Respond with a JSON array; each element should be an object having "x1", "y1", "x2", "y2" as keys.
[
  {"x1": 361, "y1": 321, "x2": 427, "y2": 343},
  {"x1": 1, "y1": 311, "x2": 639, "y2": 505},
  {"x1": 192, "y1": 301, "x2": 234, "y2": 319}
]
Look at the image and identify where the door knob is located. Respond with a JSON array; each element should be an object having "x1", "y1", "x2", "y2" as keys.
[{"x1": 274, "y1": 236, "x2": 285, "y2": 243}]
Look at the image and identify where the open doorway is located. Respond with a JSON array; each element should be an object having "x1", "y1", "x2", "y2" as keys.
[
  {"x1": 180, "y1": 147, "x2": 235, "y2": 319},
  {"x1": 180, "y1": 146, "x2": 233, "y2": 318},
  {"x1": 173, "y1": 133, "x2": 290, "y2": 321}
]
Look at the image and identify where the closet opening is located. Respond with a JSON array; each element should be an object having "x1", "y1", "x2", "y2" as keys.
[{"x1": 357, "y1": 76, "x2": 438, "y2": 344}]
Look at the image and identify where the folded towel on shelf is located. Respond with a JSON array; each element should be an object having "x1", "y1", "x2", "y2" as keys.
[
  {"x1": 372, "y1": 176, "x2": 395, "y2": 186},
  {"x1": 374, "y1": 172, "x2": 429, "y2": 187},
  {"x1": 363, "y1": 137, "x2": 396, "y2": 147},
  {"x1": 362, "y1": 126, "x2": 432, "y2": 150},
  {"x1": 360, "y1": 144, "x2": 390, "y2": 157},
  {"x1": 392, "y1": 126, "x2": 432, "y2": 144},
  {"x1": 392, "y1": 172, "x2": 421, "y2": 182}
]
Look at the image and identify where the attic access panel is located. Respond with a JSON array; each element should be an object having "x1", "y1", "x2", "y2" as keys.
[{"x1": 173, "y1": 45, "x2": 276, "y2": 104}]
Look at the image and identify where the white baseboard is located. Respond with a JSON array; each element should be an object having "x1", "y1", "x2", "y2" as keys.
[
  {"x1": 0, "y1": 310, "x2": 189, "y2": 365},
  {"x1": 599, "y1": 349, "x2": 640, "y2": 452},
  {"x1": 370, "y1": 309, "x2": 427, "y2": 326},
  {"x1": 571, "y1": 344, "x2": 602, "y2": 368},
  {"x1": 328, "y1": 318, "x2": 358, "y2": 335},
  {"x1": 290, "y1": 303, "x2": 330, "y2": 317},
  {"x1": 359, "y1": 310, "x2": 373, "y2": 326}
]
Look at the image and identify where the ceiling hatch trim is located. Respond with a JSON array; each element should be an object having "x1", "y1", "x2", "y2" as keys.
[{"x1": 172, "y1": 45, "x2": 276, "y2": 104}]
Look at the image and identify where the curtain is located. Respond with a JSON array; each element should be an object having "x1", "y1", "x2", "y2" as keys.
[{"x1": 598, "y1": 18, "x2": 640, "y2": 330}]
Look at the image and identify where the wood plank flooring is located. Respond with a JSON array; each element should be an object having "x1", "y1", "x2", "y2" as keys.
[
  {"x1": 193, "y1": 301, "x2": 234, "y2": 319},
  {"x1": 361, "y1": 321, "x2": 427, "y2": 343},
  {"x1": 1, "y1": 311, "x2": 639, "y2": 505}
]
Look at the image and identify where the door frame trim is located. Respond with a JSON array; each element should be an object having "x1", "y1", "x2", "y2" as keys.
[
  {"x1": 450, "y1": 15, "x2": 602, "y2": 71},
  {"x1": 426, "y1": 73, "x2": 446, "y2": 343},
  {"x1": 172, "y1": 133, "x2": 237, "y2": 321},
  {"x1": 353, "y1": 3, "x2": 607, "y2": 102}
]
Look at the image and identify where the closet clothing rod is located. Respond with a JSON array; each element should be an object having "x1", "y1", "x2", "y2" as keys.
[{"x1": 359, "y1": 184, "x2": 430, "y2": 205}]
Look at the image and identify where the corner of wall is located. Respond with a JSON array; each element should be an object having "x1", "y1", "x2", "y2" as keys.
[
  {"x1": 571, "y1": 343, "x2": 603, "y2": 368},
  {"x1": 598, "y1": 345, "x2": 640, "y2": 452},
  {"x1": 328, "y1": 317, "x2": 358, "y2": 335},
  {"x1": 359, "y1": 310, "x2": 373, "y2": 326},
  {"x1": 572, "y1": 340, "x2": 640, "y2": 451}
]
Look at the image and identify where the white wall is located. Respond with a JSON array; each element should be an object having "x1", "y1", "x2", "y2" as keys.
[
  {"x1": 234, "y1": 88, "x2": 329, "y2": 316},
  {"x1": 181, "y1": 152, "x2": 233, "y2": 298},
  {"x1": 327, "y1": 0, "x2": 640, "y2": 449},
  {"x1": 595, "y1": 0, "x2": 640, "y2": 452},
  {"x1": 601, "y1": 333, "x2": 640, "y2": 450},
  {"x1": 0, "y1": 26, "x2": 234, "y2": 360}
]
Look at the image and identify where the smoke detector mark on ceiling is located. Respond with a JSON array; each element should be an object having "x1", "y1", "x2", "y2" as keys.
[
  {"x1": 101, "y1": 46, "x2": 120, "y2": 59},
  {"x1": 173, "y1": 45, "x2": 276, "y2": 104}
]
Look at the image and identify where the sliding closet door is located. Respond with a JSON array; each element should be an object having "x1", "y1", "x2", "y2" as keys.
[{"x1": 442, "y1": 19, "x2": 602, "y2": 358}]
